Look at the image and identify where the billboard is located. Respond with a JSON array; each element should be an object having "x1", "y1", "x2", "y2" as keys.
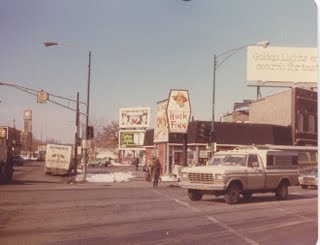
[
  {"x1": 247, "y1": 46, "x2": 318, "y2": 83},
  {"x1": 154, "y1": 100, "x2": 169, "y2": 143},
  {"x1": 119, "y1": 130, "x2": 145, "y2": 150},
  {"x1": 119, "y1": 107, "x2": 150, "y2": 129},
  {"x1": 166, "y1": 89, "x2": 191, "y2": 133}
]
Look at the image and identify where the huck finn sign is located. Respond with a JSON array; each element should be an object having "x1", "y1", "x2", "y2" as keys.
[{"x1": 166, "y1": 89, "x2": 191, "y2": 134}]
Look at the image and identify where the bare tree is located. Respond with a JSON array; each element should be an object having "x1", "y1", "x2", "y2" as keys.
[{"x1": 93, "y1": 120, "x2": 119, "y2": 151}]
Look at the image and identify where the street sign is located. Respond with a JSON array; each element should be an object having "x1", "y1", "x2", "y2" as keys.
[{"x1": 37, "y1": 90, "x2": 48, "y2": 103}]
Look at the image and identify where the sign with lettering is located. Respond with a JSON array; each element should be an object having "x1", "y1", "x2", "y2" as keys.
[
  {"x1": 166, "y1": 89, "x2": 191, "y2": 133},
  {"x1": 119, "y1": 107, "x2": 150, "y2": 129},
  {"x1": 119, "y1": 130, "x2": 145, "y2": 150},
  {"x1": 247, "y1": 46, "x2": 318, "y2": 83},
  {"x1": 154, "y1": 100, "x2": 169, "y2": 143}
]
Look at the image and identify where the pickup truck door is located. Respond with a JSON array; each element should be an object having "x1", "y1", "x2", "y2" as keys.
[{"x1": 247, "y1": 154, "x2": 265, "y2": 189}]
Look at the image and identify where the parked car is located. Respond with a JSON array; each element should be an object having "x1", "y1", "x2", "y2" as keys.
[
  {"x1": 299, "y1": 168, "x2": 318, "y2": 189},
  {"x1": 11, "y1": 156, "x2": 24, "y2": 166},
  {"x1": 87, "y1": 157, "x2": 111, "y2": 167}
]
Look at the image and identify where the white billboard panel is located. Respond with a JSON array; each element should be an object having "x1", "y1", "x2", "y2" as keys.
[
  {"x1": 119, "y1": 107, "x2": 150, "y2": 129},
  {"x1": 154, "y1": 100, "x2": 169, "y2": 143},
  {"x1": 166, "y1": 89, "x2": 191, "y2": 133},
  {"x1": 247, "y1": 46, "x2": 318, "y2": 83}
]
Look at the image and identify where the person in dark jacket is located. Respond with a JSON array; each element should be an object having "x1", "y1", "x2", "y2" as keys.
[
  {"x1": 134, "y1": 157, "x2": 139, "y2": 171},
  {"x1": 151, "y1": 157, "x2": 162, "y2": 188}
]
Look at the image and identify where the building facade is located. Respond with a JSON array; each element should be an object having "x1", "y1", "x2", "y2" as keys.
[{"x1": 250, "y1": 87, "x2": 317, "y2": 146}]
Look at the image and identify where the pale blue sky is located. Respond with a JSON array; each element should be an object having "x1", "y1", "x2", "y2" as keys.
[{"x1": 0, "y1": 0, "x2": 317, "y2": 143}]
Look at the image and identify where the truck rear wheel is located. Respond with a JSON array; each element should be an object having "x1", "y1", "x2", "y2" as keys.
[
  {"x1": 224, "y1": 184, "x2": 240, "y2": 204},
  {"x1": 188, "y1": 189, "x2": 203, "y2": 201},
  {"x1": 242, "y1": 192, "x2": 252, "y2": 201},
  {"x1": 275, "y1": 182, "x2": 288, "y2": 200}
]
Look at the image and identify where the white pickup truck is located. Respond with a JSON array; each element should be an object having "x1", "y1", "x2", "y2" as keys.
[{"x1": 180, "y1": 146, "x2": 299, "y2": 204}]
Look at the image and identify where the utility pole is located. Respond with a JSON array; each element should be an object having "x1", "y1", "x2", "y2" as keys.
[{"x1": 74, "y1": 92, "x2": 80, "y2": 174}]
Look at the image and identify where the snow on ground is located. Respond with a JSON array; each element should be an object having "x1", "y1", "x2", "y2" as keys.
[
  {"x1": 85, "y1": 172, "x2": 136, "y2": 183},
  {"x1": 76, "y1": 161, "x2": 177, "y2": 183}
]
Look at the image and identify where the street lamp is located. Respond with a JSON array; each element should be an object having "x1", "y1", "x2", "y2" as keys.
[
  {"x1": 43, "y1": 42, "x2": 92, "y2": 182},
  {"x1": 210, "y1": 41, "x2": 269, "y2": 153}
]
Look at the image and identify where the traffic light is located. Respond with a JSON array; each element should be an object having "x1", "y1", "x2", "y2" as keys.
[
  {"x1": 87, "y1": 126, "x2": 94, "y2": 139},
  {"x1": 197, "y1": 122, "x2": 209, "y2": 143}
]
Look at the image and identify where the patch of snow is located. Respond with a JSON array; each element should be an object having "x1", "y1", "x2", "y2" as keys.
[{"x1": 86, "y1": 172, "x2": 135, "y2": 183}]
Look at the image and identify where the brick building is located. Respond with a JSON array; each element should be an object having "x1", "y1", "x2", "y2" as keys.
[{"x1": 250, "y1": 87, "x2": 317, "y2": 146}]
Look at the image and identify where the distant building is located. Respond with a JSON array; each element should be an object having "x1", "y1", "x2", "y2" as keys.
[
  {"x1": 250, "y1": 87, "x2": 317, "y2": 146},
  {"x1": 0, "y1": 126, "x2": 22, "y2": 156},
  {"x1": 221, "y1": 100, "x2": 251, "y2": 123}
]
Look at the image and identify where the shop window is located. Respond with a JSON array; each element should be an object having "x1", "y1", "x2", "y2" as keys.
[
  {"x1": 308, "y1": 114, "x2": 315, "y2": 133},
  {"x1": 297, "y1": 112, "x2": 304, "y2": 132}
]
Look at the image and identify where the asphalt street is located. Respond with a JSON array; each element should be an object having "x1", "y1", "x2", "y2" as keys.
[{"x1": 0, "y1": 161, "x2": 318, "y2": 245}]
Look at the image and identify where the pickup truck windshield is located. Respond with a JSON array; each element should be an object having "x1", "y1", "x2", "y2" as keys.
[{"x1": 208, "y1": 154, "x2": 247, "y2": 167}]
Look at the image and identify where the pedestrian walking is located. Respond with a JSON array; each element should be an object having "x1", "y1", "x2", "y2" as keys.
[
  {"x1": 151, "y1": 157, "x2": 162, "y2": 188},
  {"x1": 134, "y1": 157, "x2": 139, "y2": 171}
]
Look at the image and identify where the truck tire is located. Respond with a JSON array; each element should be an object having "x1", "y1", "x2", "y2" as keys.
[
  {"x1": 275, "y1": 182, "x2": 288, "y2": 200},
  {"x1": 242, "y1": 192, "x2": 252, "y2": 201},
  {"x1": 224, "y1": 184, "x2": 240, "y2": 204},
  {"x1": 188, "y1": 189, "x2": 203, "y2": 201}
]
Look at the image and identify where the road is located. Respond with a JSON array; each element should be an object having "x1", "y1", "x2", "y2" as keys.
[{"x1": 0, "y1": 161, "x2": 318, "y2": 245}]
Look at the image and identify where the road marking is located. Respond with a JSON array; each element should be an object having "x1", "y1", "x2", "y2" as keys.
[
  {"x1": 155, "y1": 190, "x2": 259, "y2": 245},
  {"x1": 273, "y1": 206, "x2": 316, "y2": 223}
]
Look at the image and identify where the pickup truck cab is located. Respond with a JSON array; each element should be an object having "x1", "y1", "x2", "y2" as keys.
[{"x1": 180, "y1": 146, "x2": 299, "y2": 204}]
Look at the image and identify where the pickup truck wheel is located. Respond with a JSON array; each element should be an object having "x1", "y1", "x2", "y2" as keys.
[
  {"x1": 224, "y1": 184, "x2": 240, "y2": 204},
  {"x1": 301, "y1": 185, "x2": 308, "y2": 189},
  {"x1": 275, "y1": 182, "x2": 288, "y2": 200},
  {"x1": 242, "y1": 192, "x2": 252, "y2": 201},
  {"x1": 188, "y1": 189, "x2": 203, "y2": 201}
]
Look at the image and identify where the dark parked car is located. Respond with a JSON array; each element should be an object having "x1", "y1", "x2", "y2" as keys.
[
  {"x1": 87, "y1": 157, "x2": 111, "y2": 167},
  {"x1": 11, "y1": 156, "x2": 25, "y2": 166}
]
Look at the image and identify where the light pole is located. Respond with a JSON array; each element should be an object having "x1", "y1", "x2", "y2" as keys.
[
  {"x1": 211, "y1": 41, "x2": 269, "y2": 154},
  {"x1": 43, "y1": 42, "x2": 92, "y2": 181}
]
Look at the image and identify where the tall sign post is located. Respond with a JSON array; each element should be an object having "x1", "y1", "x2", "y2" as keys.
[
  {"x1": 166, "y1": 89, "x2": 191, "y2": 166},
  {"x1": 118, "y1": 107, "x2": 151, "y2": 162}
]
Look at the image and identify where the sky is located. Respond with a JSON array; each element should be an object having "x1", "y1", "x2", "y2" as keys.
[{"x1": 0, "y1": 0, "x2": 317, "y2": 144}]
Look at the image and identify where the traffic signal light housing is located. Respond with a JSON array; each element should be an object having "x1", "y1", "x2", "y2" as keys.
[
  {"x1": 197, "y1": 121, "x2": 210, "y2": 143},
  {"x1": 87, "y1": 126, "x2": 94, "y2": 139}
]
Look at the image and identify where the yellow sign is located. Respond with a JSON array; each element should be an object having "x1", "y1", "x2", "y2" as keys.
[
  {"x1": 0, "y1": 128, "x2": 6, "y2": 138},
  {"x1": 37, "y1": 91, "x2": 48, "y2": 103}
]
